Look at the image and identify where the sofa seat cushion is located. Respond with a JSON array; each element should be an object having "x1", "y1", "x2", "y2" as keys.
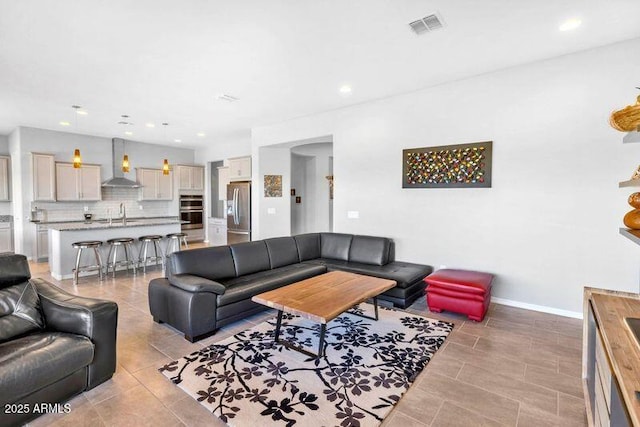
[
  {"x1": 218, "y1": 263, "x2": 326, "y2": 306},
  {"x1": 0, "y1": 332, "x2": 94, "y2": 402},
  {"x1": 304, "y1": 259, "x2": 432, "y2": 289}
]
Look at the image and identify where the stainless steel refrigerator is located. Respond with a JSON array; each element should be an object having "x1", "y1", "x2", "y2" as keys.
[{"x1": 227, "y1": 181, "x2": 251, "y2": 244}]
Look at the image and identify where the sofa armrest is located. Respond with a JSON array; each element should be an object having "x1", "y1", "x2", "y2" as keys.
[
  {"x1": 31, "y1": 278, "x2": 118, "y2": 390},
  {"x1": 169, "y1": 274, "x2": 226, "y2": 295}
]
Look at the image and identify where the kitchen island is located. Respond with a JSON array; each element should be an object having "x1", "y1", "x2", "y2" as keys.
[{"x1": 48, "y1": 217, "x2": 182, "y2": 280}]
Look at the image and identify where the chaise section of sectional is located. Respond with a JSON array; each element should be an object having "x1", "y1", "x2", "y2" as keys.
[{"x1": 296, "y1": 233, "x2": 432, "y2": 309}]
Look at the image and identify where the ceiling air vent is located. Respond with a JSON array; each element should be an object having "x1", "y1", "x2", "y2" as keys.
[
  {"x1": 217, "y1": 94, "x2": 239, "y2": 102},
  {"x1": 409, "y1": 13, "x2": 444, "y2": 35}
]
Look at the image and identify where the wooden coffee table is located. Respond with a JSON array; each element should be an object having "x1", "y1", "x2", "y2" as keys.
[{"x1": 252, "y1": 271, "x2": 396, "y2": 358}]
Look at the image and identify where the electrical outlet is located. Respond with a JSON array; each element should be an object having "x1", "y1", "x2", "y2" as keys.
[
  {"x1": 83, "y1": 206, "x2": 89, "y2": 212},
  {"x1": 347, "y1": 211, "x2": 359, "y2": 219},
  {"x1": 267, "y1": 208, "x2": 276, "y2": 215},
  {"x1": 139, "y1": 205, "x2": 143, "y2": 210}
]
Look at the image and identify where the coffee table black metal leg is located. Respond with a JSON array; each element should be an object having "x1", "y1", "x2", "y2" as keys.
[
  {"x1": 274, "y1": 310, "x2": 283, "y2": 341},
  {"x1": 348, "y1": 296, "x2": 381, "y2": 321},
  {"x1": 318, "y1": 323, "x2": 327, "y2": 357}
]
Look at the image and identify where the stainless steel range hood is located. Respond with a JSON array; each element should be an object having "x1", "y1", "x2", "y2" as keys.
[{"x1": 101, "y1": 138, "x2": 141, "y2": 188}]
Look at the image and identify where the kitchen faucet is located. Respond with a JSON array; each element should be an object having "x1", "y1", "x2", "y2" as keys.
[{"x1": 119, "y1": 203, "x2": 127, "y2": 225}]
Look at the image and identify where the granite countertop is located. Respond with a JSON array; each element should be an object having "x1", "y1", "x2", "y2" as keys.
[
  {"x1": 45, "y1": 217, "x2": 185, "y2": 231},
  {"x1": 0, "y1": 215, "x2": 13, "y2": 223}
]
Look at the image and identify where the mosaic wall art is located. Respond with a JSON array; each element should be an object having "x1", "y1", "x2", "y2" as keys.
[
  {"x1": 263, "y1": 175, "x2": 283, "y2": 197},
  {"x1": 402, "y1": 141, "x2": 492, "y2": 188}
]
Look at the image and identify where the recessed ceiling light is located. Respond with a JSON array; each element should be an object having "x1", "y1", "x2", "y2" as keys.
[
  {"x1": 77, "y1": 110, "x2": 88, "y2": 116},
  {"x1": 197, "y1": 132, "x2": 205, "y2": 137},
  {"x1": 59, "y1": 121, "x2": 70, "y2": 126},
  {"x1": 125, "y1": 131, "x2": 133, "y2": 136},
  {"x1": 339, "y1": 85, "x2": 352, "y2": 95},
  {"x1": 174, "y1": 139, "x2": 182, "y2": 143},
  {"x1": 559, "y1": 18, "x2": 581, "y2": 32},
  {"x1": 146, "y1": 123, "x2": 155, "y2": 128}
]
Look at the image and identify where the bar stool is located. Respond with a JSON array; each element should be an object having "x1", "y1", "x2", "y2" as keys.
[
  {"x1": 138, "y1": 235, "x2": 164, "y2": 274},
  {"x1": 165, "y1": 232, "x2": 188, "y2": 258},
  {"x1": 105, "y1": 237, "x2": 137, "y2": 277},
  {"x1": 71, "y1": 240, "x2": 104, "y2": 285}
]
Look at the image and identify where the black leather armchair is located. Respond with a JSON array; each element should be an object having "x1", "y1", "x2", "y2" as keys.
[{"x1": 0, "y1": 254, "x2": 118, "y2": 426}]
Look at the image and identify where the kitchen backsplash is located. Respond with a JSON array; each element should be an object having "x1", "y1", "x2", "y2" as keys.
[{"x1": 31, "y1": 187, "x2": 176, "y2": 222}]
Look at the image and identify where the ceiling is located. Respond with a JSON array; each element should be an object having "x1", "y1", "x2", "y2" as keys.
[{"x1": 1, "y1": 0, "x2": 639, "y2": 148}]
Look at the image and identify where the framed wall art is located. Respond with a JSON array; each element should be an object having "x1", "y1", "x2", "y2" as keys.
[
  {"x1": 402, "y1": 141, "x2": 492, "y2": 188},
  {"x1": 264, "y1": 175, "x2": 283, "y2": 197}
]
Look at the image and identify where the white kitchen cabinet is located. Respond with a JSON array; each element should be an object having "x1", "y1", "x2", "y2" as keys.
[
  {"x1": 79, "y1": 166, "x2": 101, "y2": 200},
  {"x1": 217, "y1": 166, "x2": 229, "y2": 200},
  {"x1": 137, "y1": 168, "x2": 173, "y2": 200},
  {"x1": 0, "y1": 223, "x2": 12, "y2": 253},
  {"x1": 176, "y1": 165, "x2": 205, "y2": 191},
  {"x1": 35, "y1": 224, "x2": 48, "y2": 261},
  {"x1": 55, "y1": 163, "x2": 102, "y2": 201},
  {"x1": 228, "y1": 156, "x2": 251, "y2": 181},
  {"x1": 32, "y1": 153, "x2": 56, "y2": 201},
  {"x1": 0, "y1": 156, "x2": 10, "y2": 201},
  {"x1": 208, "y1": 218, "x2": 227, "y2": 246}
]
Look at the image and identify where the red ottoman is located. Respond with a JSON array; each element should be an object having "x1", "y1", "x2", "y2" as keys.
[{"x1": 424, "y1": 269, "x2": 493, "y2": 322}]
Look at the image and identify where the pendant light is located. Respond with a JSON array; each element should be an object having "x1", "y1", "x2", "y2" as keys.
[
  {"x1": 121, "y1": 140, "x2": 130, "y2": 172},
  {"x1": 73, "y1": 149, "x2": 82, "y2": 169},
  {"x1": 71, "y1": 105, "x2": 82, "y2": 168},
  {"x1": 162, "y1": 123, "x2": 170, "y2": 175}
]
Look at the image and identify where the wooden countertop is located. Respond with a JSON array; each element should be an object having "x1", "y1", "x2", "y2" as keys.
[{"x1": 588, "y1": 289, "x2": 640, "y2": 426}]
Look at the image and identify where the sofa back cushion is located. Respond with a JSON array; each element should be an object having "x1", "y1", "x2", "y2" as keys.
[
  {"x1": 265, "y1": 237, "x2": 300, "y2": 269},
  {"x1": 0, "y1": 281, "x2": 45, "y2": 343},
  {"x1": 320, "y1": 233, "x2": 353, "y2": 261},
  {"x1": 170, "y1": 246, "x2": 237, "y2": 281},
  {"x1": 230, "y1": 241, "x2": 271, "y2": 276},
  {"x1": 349, "y1": 235, "x2": 392, "y2": 266},
  {"x1": 0, "y1": 254, "x2": 31, "y2": 290},
  {"x1": 294, "y1": 233, "x2": 321, "y2": 261}
]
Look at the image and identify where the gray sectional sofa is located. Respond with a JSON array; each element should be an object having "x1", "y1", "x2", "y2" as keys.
[{"x1": 149, "y1": 232, "x2": 432, "y2": 341}]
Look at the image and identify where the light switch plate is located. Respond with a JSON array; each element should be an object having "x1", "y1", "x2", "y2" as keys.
[{"x1": 347, "y1": 211, "x2": 359, "y2": 219}]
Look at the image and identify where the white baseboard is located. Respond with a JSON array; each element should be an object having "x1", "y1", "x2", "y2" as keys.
[{"x1": 492, "y1": 296, "x2": 582, "y2": 319}]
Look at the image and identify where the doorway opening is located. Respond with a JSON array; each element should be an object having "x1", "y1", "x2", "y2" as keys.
[{"x1": 290, "y1": 142, "x2": 333, "y2": 235}]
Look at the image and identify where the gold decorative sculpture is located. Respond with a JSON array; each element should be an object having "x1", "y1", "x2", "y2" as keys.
[
  {"x1": 624, "y1": 192, "x2": 640, "y2": 229},
  {"x1": 325, "y1": 175, "x2": 334, "y2": 199},
  {"x1": 610, "y1": 94, "x2": 640, "y2": 132}
]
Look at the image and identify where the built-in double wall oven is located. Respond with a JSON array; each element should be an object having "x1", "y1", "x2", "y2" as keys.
[{"x1": 179, "y1": 195, "x2": 204, "y2": 231}]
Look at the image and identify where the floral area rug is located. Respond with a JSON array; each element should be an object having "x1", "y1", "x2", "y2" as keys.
[{"x1": 159, "y1": 304, "x2": 453, "y2": 426}]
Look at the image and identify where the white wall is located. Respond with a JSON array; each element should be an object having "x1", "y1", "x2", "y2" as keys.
[
  {"x1": 11, "y1": 126, "x2": 195, "y2": 258},
  {"x1": 0, "y1": 135, "x2": 12, "y2": 216},
  {"x1": 194, "y1": 134, "x2": 252, "y2": 163},
  {"x1": 290, "y1": 153, "x2": 307, "y2": 235},
  {"x1": 251, "y1": 37, "x2": 640, "y2": 314},
  {"x1": 0, "y1": 135, "x2": 8, "y2": 153},
  {"x1": 195, "y1": 133, "x2": 252, "y2": 239},
  {"x1": 258, "y1": 146, "x2": 291, "y2": 239},
  {"x1": 290, "y1": 143, "x2": 333, "y2": 234}
]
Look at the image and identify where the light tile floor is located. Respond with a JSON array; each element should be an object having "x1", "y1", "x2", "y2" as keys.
[{"x1": 27, "y1": 248, "x2": 586, "y2": 426}]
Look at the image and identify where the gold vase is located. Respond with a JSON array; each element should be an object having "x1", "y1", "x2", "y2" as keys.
[{"x1": 624, "y1": 209, "x2": 640, "y2": 229}]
